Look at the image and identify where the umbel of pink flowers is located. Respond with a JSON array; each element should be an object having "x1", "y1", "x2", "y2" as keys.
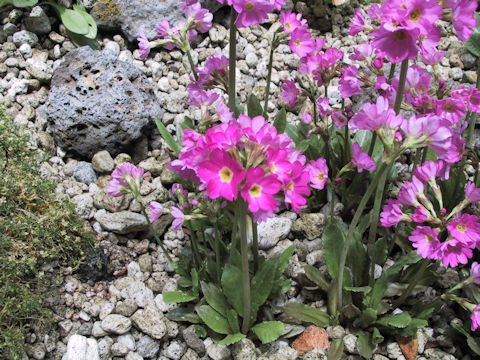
[{"x1": 169, "y1": 113, "x2": 329, "y2": 222}]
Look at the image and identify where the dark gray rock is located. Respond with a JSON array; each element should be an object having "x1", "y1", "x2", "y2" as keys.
[
  {"x1": 90, "y1": 0, "x2": 223, "y2": 42},
  {"x1": 41, "y1": 47, "x2": 161, "y2": 158},
  {"x1": 25, "y1": 6, "x2": 52, "y2": 35}
]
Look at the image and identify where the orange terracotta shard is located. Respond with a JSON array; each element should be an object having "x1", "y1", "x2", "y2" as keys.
[
  {"x1": 292, "y1": 325, "x2": 329, "y2": 355},
  {"x1": 396, "y1": 334, "x2": 418, "y2": 360}
]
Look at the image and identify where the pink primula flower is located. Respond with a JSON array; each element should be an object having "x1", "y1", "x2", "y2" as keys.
[
  {"x1": 233, "y1": 0, "x2": 274, "y2": 28},
  {"x1": 471, "y1": 304, "x2": 480, "y2": 331},
  {"x1": 241, "y1": 167, "x2": 281, "y2": 213},
  {"x1": 371, "y1": 24, "x2": 420, "y2": 63},
  {"x1": 339, "y1": 66, "x2": 362, "y2": 98},
  {"x1": 306, "y1": 158, "x2": 329, "y2": 190},
  {"x1": 349, "y1": 9, "x2": 365, "y2": 35},
  {"x1": 381, "y1": 199, "x2": 406, "y2": 227},
  {"x1": 465, "y1": 181, "x2": 480, "y2": 203},
  {"x1": 447, "y1": 0, "x2": 477, "y2": 41},
  {"x1": 171, "y1": 205, "x2": 185, "y2": 231},
  {"x1": 289, "y1": 28, "x2": 315, "y2": 58},
  {"x1": 283, "y1": 162, "x2": 311, "y2": 213},
  {"x1": 471, "y1": 262, "x2": 480, "y2": 285},
  {"x1": 351, "y1": 142, "x2": 376, "y2": 173},
  {"x1": 447, "y1": 213, "x2": 480, "y2": 248},
  {"x1": 409, "y1": 226, "x2": 441, "y2": 260},
  {"x1": 281, "y1": 80, "x2": 299, "y2": 107},
  {"x1": 198, "y1": 149, "x2": 246, "y2": 201},
  {"x1": 149, "y1": 201, "x2": 163, "y2": 222},
  {"x1": 439, "y1": 238, "x2": 472, "y2": 268},
  {"x1": 137, "y1": 30, "x2": 150, "y2": 59}
]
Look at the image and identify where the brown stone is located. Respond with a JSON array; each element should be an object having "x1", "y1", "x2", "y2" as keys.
[
  {"x1": 292, "y1": 325, "x2": 329, "y2": 355},
  {"x1": 396, "y1": 334, "x2": 418, "y2": 360}
]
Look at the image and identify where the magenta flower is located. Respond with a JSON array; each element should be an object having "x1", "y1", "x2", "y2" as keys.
[
  {"x1": 184, "y1": 1, "x2": 213, "y2": 33},
  {"x1": 421, "y1": 50, "x2": 446, "y2": 65},
  {"x1": 233, "y1": 0, "x2": 274, "y2": 28},
  {"x1": 241, "y1": 167, "x2": 281, "y2": 213},
  {"x1": 413, "y1": 160, "x2": 444, "y2": 183},
  {"x1": 267, "y1": 148, "x2": 293, "y2": 182},
  {"x1": 403, "y1": 0, "x2": 442, "y2": 34},
  {"x1": 350, "y1": 42, "x2": 373, "y2": 61},
  {"x1": 279, "y1": 10, "x2": 307, "y2": 33},
  {"x1": 349, "y1": 9, "x2": 365, "y2": 36},
  {"x1": 409, "y1": 226, "x2": 441, "y2": 260},
  {"x1": 401, "y1": 115, "x2": 452, "y2": 156},
  {"x1": 332, "y1": 111, "x2": 348, "y2": 129},
  {"x1": 381, "y1": 199, "x2": 406, "y2": 227},
  {"x1": 302, "y1": 112, "x2": 313, "y2": 124},
  {"x1": 306, "y1": 158, "x2": 328, "y2": 190},
  {"x1": 137, "y1": 29, "x2": 150, "y2": 59},
  {"x1": 447, "y1": 214, "x2": 480, "y2": 248},
  {"x1": 351, "y1": 142, "x2": 376, "y2": 173},
  {"x1": 412, "y1": 206, "x2": 428, "y2": 223},
  {"x1": 439, "y1": 238, "x2": 472, "y2": 268},
  {"x1": 171, "y1": 206, "x2": 184, "y2": 231},
  {"x1": 111, "y1": 162, "x2": 144, "y2": 182},
  {"x1": 397, "y1": 177, "x2": 424, "y2": 207},
  {"x1": 317, "y1": 97, "x2": 332, "y2": 117},
  {"x1": 106, "y1": 178, "x2": 127, "y2": 197},
  {"x1": 471, "y1": 304, "x2": 480, "y2": 331},
  {"x1": 198, "y1": 149, "x2": 246, "y2": 201},
  {"x1": 350, "y1": 96, "x2": 403, "y2": 132},
  {"x1": 149, "y1": 201, "x2": 163, "y2": 222},
  {"x1": 371, "y1": 25, "x2": 420, "y2": 63},
  {"x1": 471, "y1": 262, "x2": 480, "y2": 285},
  {"x1": 289, "y1": 28, "x2": 315, "y2": 58},
  {"x1": 283, "y1": 163, "x2": 311, "y2": 213},
  {"x1": 281, "y1": 80, "x2": 299, "y2": 108},
  {"x1": 339, "y1": 66, "x2": 361, "y2": 98},
  {"x1": 465, "y1": 181, "x2": 480, "y2": 203},
  {"x1": 434, "y1": 97, "x2": 466, "y2": 124},
  {"x1": 447, "y1": 0, "x2": 477, "y2": 41}
]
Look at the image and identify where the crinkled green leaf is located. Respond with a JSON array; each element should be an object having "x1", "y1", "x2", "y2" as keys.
[
  {"x1": 344, "y1": 286, "x2": 372, "y2": 293},
  {"x1": 322, "y1": 219, "x2": 345, "y2": 278},
  {"x1": 284, "y1": 302, "x2": 330, "y2": 327},
  {"x1": 398, "y1": 318, "x2": 428, "y2": 337},
  {"x1": 12, "y1": 0, "x2": 37, "y2": 6},
  {"x1": 251, "y1": 321, "x2": 286, "y2": 344},
  {"x1": 251, "y1": 258, "x2": 278, "y2": 322},
  {"x1": 163, "y1": 291, "x2": 197, "y2": 304},
  {"x1": 226, "y1": 308, "x2": 240, "y2": 334},
  {"x1": 357, "y1": 331, "x2": 375, "y2": 359},
  {"x1": 372, "y1": 327, "x2": 384, "y2": 345},
  {"x1": 166, "y1": 307, "x2": 202, "y2": 323},
  {"x1": 304, "y1": 264, "x2": 329, "y2": 292},
  {"x1": 221, "y1": 264, "x2": 244, "y2": 316},
  {"x1": 218, "y1": 333, "x2": 246, "y2": 345},
  {"x1": 195, "y1": 305, "x2": 232, "y2": 335},
  {"x1": 270, "y1": 245, "x2": 295, "y2": 296},
  {"x1": 353, "y1": 307, "x2": 377, "y2": 328},
  {"x1": 327, "y1": 338, "x2": 344, "y2": 360},
  {"x1": 247, "y1": 94, "x2": 264, "y2": 118},
  {"x1": 46, "y1": 2, "x2": 89, "y2": 35},
  {"x1": 201, "y1": 281, "x2": 230, "y2": 318},
  {"x1": 347, "y1": 231, "x2": 368, "y2": 286},
  {"x1": 274, "y1": 108, "x2": 287, "y2": 133},
  {"x1": 376, "y1": 312, "x2": 412, "y2": 329}
]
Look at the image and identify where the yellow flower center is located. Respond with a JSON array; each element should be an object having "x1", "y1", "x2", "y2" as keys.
[
  {"x1": 287, "y1": 181, "x2": 294, "y2": 191},
  {"x1": 426, "y1": 234, "x2": 434, "y2": 242},
  {"x1": 286, "y1": 22, "x2": 292, "y2": 29},
  {"x1": 317, "y1": 173, "x2": 324, "y2": 181},
  {"x1": 418, "y1": 84, "x2": 426, "y2": 92},
  {"x1": 219, "y1": 167, "x2": 233, "y2": 183},
  {"x1": 409, "y1": 8, "x2": 421, "y2": 21},
  {"x1": 245, "y1": 1, "x2": 255, "y2": 10},
  {"x1": 457, "y1": 223, "x2": 467, "y2": 233},
  {"x1": 394, "y1": 30, "x2": 407, "y2": 41},
  {"x1": 295, "y1": 39, "x2": 301, "y2": 48},
  {"x1": 249, "y1": 184, "x2": 262, "y2": 197},
  {"x1": 443, "y1": 103, "x2": 454, "y2": 111},
  {"x1": 270, "y1": 163, "x2": 277, "y2": 173}
]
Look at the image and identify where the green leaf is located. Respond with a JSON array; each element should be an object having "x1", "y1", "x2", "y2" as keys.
[
  {"x1": 372, "y1": 327, "x2": 384, "y2": 345},
  {"x1": 182, "y1": 116, "x2": 195, "y2": 130},
  {"x1": 284, "y1": 302, "x2": 330, "y2": 327},
  {"x1": 12, "y1": 0, "x2": 38, "y2": 6},
  {"x1": 271, "y1": 245, "x2": 295, "y2": 296},
  {"x1": 353, "y1": 308, "x2": 377, "y2": 328},
  {"x1": 193, "y1": 324, "x2": 207, "y2": 337},
  {"x1": 344, "y1": 286, "x2": 372, "y2": 293},
  {"x1": 72, "y1": 3, "x2": 97, "y2": 39},
  {"x1": 65, "y1": 30, "x2": 99, "y2": 49},
  {"x1": 218, "y1": 333, "x2": 246, "y2": 345},
  {"x1": 191, "y1": 268, "x2": 199, "y2": 295},
  {"x1": 304, "y1": 264, "x2": 329, "y2": 292},
  {"x1": 166, "y1": 307, "x2": 202, "y2": 323},
  {"x1": 251, "y1": 258, "x2": 278, "y2": 322},
  {"x1": 466, "y1": 14, "x2": 480, "y2": 57},
  {"x1": 467, "y1": 337, "x2": 480, "y2": 356},
  {"x1": 251, "y1": 321, "x2": 286, "y2": 344},
  {"x1": 154, "y1": 119, "x2": 182, "y2": 154},
  {"x1": 372, "y1": 237, "x2": 388, "y2": 265},
  {"x1": 385, "y1": 251, "x2": 422, "y2": 277},
  {"x1": 226, "y1": 309, "x2": 240, "y2": 334},
  {"x1": 357, "y1": 331, "x2": 375, "y2": 359},
  {"x1": 163, "y1": 291, "x2": 197, "y2": 304},
  {"x1": 376, "y1": 312, "x2": 412, "y2": 329},
  {"x1": 347, "y1": 231, "x2": 368, "y2": 286},
  {"x1": 398, "y1": 318, "x2": 428, "y2": 337},
  {"x1": 201, "y1": 281, "x2": 230, "y2": 318},
  {"x1": 273, "y1": 108, "x2": 287, "y2": 134},
  {"x1": 285, "y1": 123, "x2": 303, "y2": 146},
  {"x1": 322, "y1": 219, "x2": 345, "y2": 278},
  {"x1": 221, "y1": 264, "x2": 244, "y2": 317},
  {"x1": 327, "y1": 339, "x2": 344, "y2": 360},
  {"x1": 247, "y1": 94, "x2": 264, "y2": 118},
  {"x1": 451, "y1": 322, "x2": 470, "y2": 338},
  {"x1": 46, "y1": 2, "x2": 89, "y2": 35},
  {"x1": 195, "y1": 305, "x2": 232, "y2": 335}
]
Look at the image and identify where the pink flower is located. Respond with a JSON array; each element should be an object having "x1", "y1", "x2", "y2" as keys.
[
  {"x1": 267, "y1": 148, "x2": 293, "y2": 182},
  {"x1": 439, "y1": 238, "x2": 472, "y2": 268},
  {"x1": 381, "y1": 199, "x2": 406, "y2": 227},
  {"x1": 106, "y1": 178, "x2": 127, "y2": 197},
  {"x1": 465, "y1": 181, "x2": 480, "y2": 203},
  {"x1": 421, "y1": 50, "x2": 446, "y2": 65},
  {"x1": 289, "y1": 28, "x2": 315, "y2": 58},
  {"x1": 349, "y1": 9, "x2": 365, "y2": 35},
  {"x1": 233, "y1": 0, "x2": 274, "y2": 28},
  {"x1": 137, "y1": 30, "x2": 150, "y2": 59},
  {"x1": 281, "y1": 80, "x2": 299, "y2": 107},
  {"x1": 447, "y1": 0, "x2": 477, "y2": 41},
  {"x1": 371, "y1": 25, "x2": 420, "y2": 63},
  {"x1": 434, "y1": 97, "x2": 466, "y2": 124},
  {"x1": 447, "y1": 213, "x2": 480, "y2": 248},
  {"x1": 471, "y1": 262, "x2": 480, "y2": 285},
  {"x1": 409, "y1": 226, "x2": 441, "y2": 260},
  {"x1": 350, "y1": 42, "x2": 373, "y2": 61},
  {"x1": 241, "y1": 167, "x2": 281, "y2": 213},
  {"x1": 302, "y1": 112, "x2": 313, "y2": 124},
  {"x1": 414, "y1": 160, "x2": 445, "y2": 183},
  {"x1": 171, "y1": 205, "x2": 184, "y2": 230},
  {"x1": 412, "y1": 206, "x2": 428, "y2": 223},
  {"x1": 111, "y1": 162, "x2": 145, "y2": 181},
  {"x1": 317, "y1": 97, "x2": 332, "y2": 117},
  {"x1": 471, "y1": 304, "x2": 480, "y2": 331},
  {"x1": 184, "y1": 1, "x2": 213, "y2": 33},
  {"x1": 283, "y1": 163, "x2": 311, "y2": 213},
  {"x1": 339, "y1": 66, "x2": 361, "y2": 98},
  {"x1": 332, "y1": 111, "x2": 348, "y2": 129},
  {"x1": 351, "y1": 142, "x2": 376, "y2": 173},
  {"x1": 198, "y1": 149, "x2": 246, "y2": 201},
  {"x1": 403, "y1": 0, "x2": 442, "y2": 34},
  {"x1": 306, "y1": 158, "x2": 328, "y2": 190},
  {"x1": 279, "y1": 10, "x2": 307, "y2": 33},
  {"x1": 350, "y1": 96, "x2": 403, "y2": 132},
  {"x1": 149, "y1": 201, "x2": 163, "y2": 222},
  {"x1": 401, "y1": 115, "x2": 452, "y2": 156},
  {"x1": 397, "y1": 177, "x2": 424, "y2": 207}
]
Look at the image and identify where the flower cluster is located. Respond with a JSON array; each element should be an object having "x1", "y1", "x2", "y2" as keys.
[
  {"x1": 381, "y1": 160, "x2": 480, "y2": 268},
  {"x1": 137, "y1": 0, "x2": 213, "y2": 59},
  {"x1": 170, "y1": 114, "x2": 328, "y2": 221},
  {"x1": 215, "y1": 0, "x2": 284, "y2": 28}
]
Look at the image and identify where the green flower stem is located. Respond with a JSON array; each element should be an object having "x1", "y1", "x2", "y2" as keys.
[
  {"x1": 330, "y1": 186, "x2": 336, "y2": 221},
  {"x1": 252, "y1": 220, "x2": 259, "y2": 273},
  {"x1": 186, "y1": 222, "x2": 202, "y2": 272},
  {"x1": 186, "y1": 49, "x2": 198, "y2": 81},
  {"x1": 237, "y1": 200, "x2": 251, "y2": 334},
  {"x1": 139, "y1": 202, "x2": 173, "y2": 263},
  {"x1": 344, "y1": 124, "x2": 351, "y2": 162},
  {"x1": 263, "y1": 33, "x2": 276, "y2": 117},
  {"x1": 387, "y1": 63, "x2": 396, "y2": 84},
  {"x1": 392, "y1": 258, "x2": 429, "y2": 309},
  {"x1": 368, "y1": 164, "x2": 391, "y2": 286},
  {"x1": 394, "y1": 59, "x2": 409, "y2": 114},
  {"x1": 337, "y1": 162, "x2": 389, "y2": 308},
  {"x1": 368, "y1": 133, "x2": 377, "y2": 157},
  {"x1": 412, "y1": 148, "x2": 423, "y2": 173},
  {"x1": 228, "y1": 8, "x2": 238, "y2": 113},
  {"x1": 214, "y1": 225, "x2": 222, "y2": 286}
]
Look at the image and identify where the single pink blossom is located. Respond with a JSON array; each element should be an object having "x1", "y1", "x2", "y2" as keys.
[
  {"x1": 339, "y1": 66, "x2": 361, "y2": 98},
  {"x1": 349, "y1": 9, "x2": 365, "y2": 36},
  {"x1": 332, "y1": 111, "x2": 348, "y2": 129},
  {"x1": 409, "y1": 226, "x2": 441, "y2": 260},
  {"x1": 233, "y1": 0, "x2": 274, "y2": 28},
  {"x1": 471, "y1": 262, "x2": 480, "y2": 285},
  {"x1": 149, "y1": 201, "x2": 163, "y2": 222},
  {"x1": 289, "y1": 28, "x2": 315, "y2": 58},
  {"x1": 351, "y1": 142, "x2": 376, "y2": 173},
  {"x1": 465, "y1": 181, "x2": 480, "y2": 203},
  {"x1": 371, "y1": 25, "x2": 420, "y2": 63},
  {"x1": 281, "y1": 80, "x2": 299, "y2": 107},
  {"x1": 171, "y1": 205, "x2": 184, "y2": 230},
  {"x1": 137, "y1": 29, "x2": 150, "y2": 59},
  {"x1": 447, "y1": 213, "x2": 480, "y2": 248},
  {"x1": 381, "y1": 199, "x2": 406, "y2": 227},
  {"x1": 471, "y1": 304, "x2": 480, "y2": 331},
  {"x1": 439, "y1": 238, "x2": 472, "y2": 268},
  {"x1": 306, "y1": 158, "x2": 328, "y2": 190},
  {"x1": 283, "y1": 163, "x2": 311, "y2": 213},
  {"x1": 241, "y1": 167, "x2": 281, "y2": 213}
]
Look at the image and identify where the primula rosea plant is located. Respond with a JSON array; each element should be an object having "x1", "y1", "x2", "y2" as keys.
[{"x1": 105, "y1": 0, "x2": 480, "y2": 354}]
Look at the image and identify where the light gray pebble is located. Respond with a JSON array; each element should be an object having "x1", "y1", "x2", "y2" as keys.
[
  {"x1": 72, "y1": 161, "x2": 98, "y2": 185},
  {"x1": 13, "y1": 30, "x2": 38, "y2": 46}
]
